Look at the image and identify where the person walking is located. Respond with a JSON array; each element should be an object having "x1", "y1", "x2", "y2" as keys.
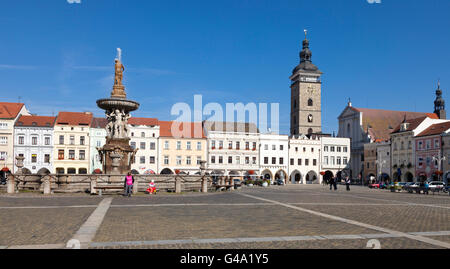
[
  {"x1": 345, "y1": 176, "x2": 351, "y2": 191},
  {"x1": 329, "y1": 176, "x2": 337, "y2": 191},
  {"x1": 123, "y1": 172, "x2": 134, "y2": 197}
]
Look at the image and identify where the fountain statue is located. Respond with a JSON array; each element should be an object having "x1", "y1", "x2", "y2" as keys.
[{"x1": 96, "y1": 49, "x2": 140, "y2": 174}]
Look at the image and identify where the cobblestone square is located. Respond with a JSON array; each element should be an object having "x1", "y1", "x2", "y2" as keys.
[{"x1": 0, "y1": 185, "x2": 449, "y2": 249}]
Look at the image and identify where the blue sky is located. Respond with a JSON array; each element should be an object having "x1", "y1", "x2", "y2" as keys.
[{"x1": 0, "y1": 0, "x2": 449, "y2": 135}]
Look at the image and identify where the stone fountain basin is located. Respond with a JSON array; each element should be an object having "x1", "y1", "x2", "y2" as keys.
[{"x1": 97, "y1": 98, "x2": 140, "y2": 112}]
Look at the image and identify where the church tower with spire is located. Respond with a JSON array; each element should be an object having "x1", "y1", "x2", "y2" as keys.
[
  {"x1": 434, "y1": 81, "x2": 446, "y2": 119},
  {"x1": 290, "y1": 30, "x2": 323, "y2": 136}
]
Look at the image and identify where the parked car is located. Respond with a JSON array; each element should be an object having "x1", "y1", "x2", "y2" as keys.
[
  {"x1": 427, "y1": 181, "x2": 445, "y2": 190},
  {"x1": 274, "y1": 179, "x2": 285, "y2": 186},
  {"x1": 369, "y1": 182, "x2": 386, "y2": 189},
  {"x1": 389, "y1": 182, "x2": 403, "y2": 192}
]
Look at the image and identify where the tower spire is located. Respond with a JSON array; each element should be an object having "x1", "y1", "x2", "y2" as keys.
[{"x1": 434, "y1": 80, "x2": 446, "y2": 119}]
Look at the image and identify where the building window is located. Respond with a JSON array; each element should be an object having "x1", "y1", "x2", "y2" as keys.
[
  {"x1": 331, "y1": 157, "x2": 335, "y2": 165},
  {"x1": 0, "y1": 123, "x2": 8, "y2": 129},
  {"x1": 252, "y1": 157, "x2": 257, "y2": 165},
  {"x1": 176, "y1": 156, "x2": 182, "y2": 165},
  {"x1": 245, "y1": 142, "x2": 250, "y2": 150},
  {"x1": 343, "y1": 157, "x2": 348, "y2": 165},
  {"x1": 177, "y1": 141, "x2": 181, "y2": 150},
  {"x1": 79, "y1": 150, "x2": 85, "y2": 160},
  {"x1": 58, "y1": 150, "x2": 64, "y2": 160},
  {"x1": 272, "y1": 145, "x2": 276, "y2": 151},
  {"x1": 70, "y1": 136, "x2": 75, "y2": 145},
  {"x1": 324, "y1": 146, "x2": 328, "y2": 152},
  {"x1": 211, "y1": 156, "x2": 216, "y2": 164},
  {"x1": 31, "y1": 154, "x2": 37, "y2": 163},
  {"x1": 245, "y1": 157, "x2": 250, "y2": 164},
  {"x1": 59, "y1": 135, "x2": 64, "y2": 145},
  {"x1": 44, "y1": 154, "x2": 50, "y2": 163},
  {"x1": 228, "y1": 156, "x2": 233, "y2": 164},
  {"x1": 219, "y1": 141, "x2": 223, "y2": 149},
  {"x1": 279, "y1": 158, "x2": 284, "y2": 165},
  {"x1": 141, "y1": 132, "x2": 145, "y2": 138},
  {"x1": 298, "y1": 159, "x2": 302, "y2": 166},
  {"x1": 197, "y1": 156, "x2": 202, "y2": 165},
  {"x1": 305, "y1": 159, "x2": 309, "y2": 166},
  {"x1": 236, "y1": 142, "x2": 240, "y2": 150},
  {"x1": 337, "y1": 157, "x2": 341, "y2": 165},
  {"x1": 330, "y1": 146, "x2": 335, "y2": 152},
  {"x1": 164, "y1": 156, "x2": 169, "y2": 165},
  {"x1": 343, "y1": 147, "x2": 348, "y2": 152},
  {"x1": 236, "y1": 156, "x2": 240, "y2": 164},
  {"x1": 264, "y1": 144, "x2": 268, "y2": 150},
  {"x1": 337, "y1": 147, "x2": 341, "y2": 152},
  {"x1": 164, "y1": 141, "x2": 169, "y2": 150},
  {"x1": 253, "y1": 142, "x2": 257, "y2": 150},
  {"x1": 0, "y1": 152, "x2": 6, "y2": 161},
  {"x1": 149, "y1": 156, "x2": 155, "y2": 164},
  {"x1": 18, "y1": 136, "x2": 24, "y2": 145},
  {"x1": 45, "y1": 136, "x2": 51, "y2": 146},
  {"x1": 140, "y1": 142, "x2": 146, "y2": 150},
  {"x1": 130, "y1": 142, "x2": 136, "y2": 149},
  {"x1": 150, "y1": 142, "x2": 156, "y2": 150},
  {"x1": 313, "y1": 159, "x2": 317, "y2": 166},
  {"x1": 211, "y1": 140, "x2": 216, "y2": 149},
  {"x1": 228, "y1": 141, "x2": 233, "y2": 149},
  {"x1": 197, "y1": 142, "x2": 202, "y2": 150},
  {"x1": 69, "y1": 150, "x2": 75, "y2": 160},
  {"x1": 264, "y1": 157, "x2": 269, "y2": 165},
  {"x1": 186, "y1": 156, "x2": 192, "y2": 165},
  {"x1": 280, "y1": 145, "x2": 284, "y2": 151},
  {"x1": 187, "y1": 141, "x2": 192, "y2": 150},
  {"x1": 308, "y1": 99, "x2": 313, "y2": 106},
  {"x1": 324, "y1": 156, "x2": 329, "y2": 165},
  {"x1": 80, "y1": 136, "x2": 85, "y2": 146},
  {"x1": 290, "y1": 159, "x2": 294, "y2": 165},
  {"x1": 272, "y1": 157, "x2": 276, "y2": 165},
  {"x1": 218, "y1": 156, "x2": 223, "y2": 164}
]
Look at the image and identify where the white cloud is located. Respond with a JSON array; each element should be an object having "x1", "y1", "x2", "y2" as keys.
[{"x1": 67, "y1": 0, "x2": 82, "y2": 4}]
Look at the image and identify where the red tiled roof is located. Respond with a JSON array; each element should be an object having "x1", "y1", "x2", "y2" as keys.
[
  {"x1": 159, "y1": 121, "x2": 205, "y2": 138},
  {"x1": 15, "y1": 115, "x2": 56, "y2": 127},
  {"x1": 91, "y1": 117, "x2": 108, "y2": 129},
  {"x1": 129, "y1": 117, "x2": 159, "y2": 126},
  {"x1": 416, "y1": 121, "x2": 450, "y2": 137},
  {"x1": 56, "y1": 112, "x2": 93, "y2": 126},
  {"x1": 391, "y1": 116, "x2": 430, "y2": 134},
  {"x1": 0, "y1": 102, "x2": 24, "y2": 119},
  {"x1": 350, "y1": 107, "x2": 438, "y2": 141}
]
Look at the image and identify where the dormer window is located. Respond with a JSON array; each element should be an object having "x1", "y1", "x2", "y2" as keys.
[{"x1": 400, "y1": 123, "x2": 410, "y2": 132}]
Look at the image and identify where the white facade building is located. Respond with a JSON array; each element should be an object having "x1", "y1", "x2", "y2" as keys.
[
  {"x1": 259, "y1": 133, "x2": 289, "y2": 183},
  {"x1": 320, "y1": 136, "x2": 351, "y2": 182},
  {"x1": 288, "y1": 134, "x2": 322, "y2": 184},
  {"x1": 129, "y1": 118, "x2": 160, "y2": 175},
  {"x1": 204, "y1": 122, "x2": 260, "y2": 178},
  {"x1": 13, "y1": 115, "x2": 55, "y2": 174}
]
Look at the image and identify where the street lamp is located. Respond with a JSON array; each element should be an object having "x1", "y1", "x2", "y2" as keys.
[
  {"x1": 432, "y1": 155, "x2": 446, "y2": 180},
  {"x1": 375, "y1": 159, "x2": 386, "y2": 183}
]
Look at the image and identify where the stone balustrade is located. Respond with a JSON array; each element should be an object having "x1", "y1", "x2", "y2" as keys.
[{"x1": 1, "y1": 173, "x2": 214, "y2": 195}]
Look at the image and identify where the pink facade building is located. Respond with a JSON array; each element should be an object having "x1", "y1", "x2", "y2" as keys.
[{"x1": 415, "y1": 122, "x2": 450, "y2": 181}]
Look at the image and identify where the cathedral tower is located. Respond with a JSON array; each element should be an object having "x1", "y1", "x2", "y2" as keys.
[
  {"x1": 290, "y1": 30, "x2": 323, "y2": 136},
  {"x1": 434, "y1": 81, "x2": 446, "y2": 119}
]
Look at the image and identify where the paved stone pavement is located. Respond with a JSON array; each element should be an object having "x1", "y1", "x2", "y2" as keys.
[{"x1": 0, "y1": 185, "x2": 449, "y2": 249}]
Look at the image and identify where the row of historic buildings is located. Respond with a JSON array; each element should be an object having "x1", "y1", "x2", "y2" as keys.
[
  {"x1": 337, "y1": 82, "x2": 449, "y2": 183},
  {"x1": 0, "y1": 103, "x2": 350, "y2": 184}
]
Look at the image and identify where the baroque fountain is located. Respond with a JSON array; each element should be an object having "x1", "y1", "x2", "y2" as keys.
[{"x1": 96, "y1": 49, "x2": 140, "y2": 174}]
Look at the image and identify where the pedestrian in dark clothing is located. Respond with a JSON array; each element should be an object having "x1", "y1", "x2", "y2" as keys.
[
  {"x1": 345, "y1": 176, "x2": 351, "y2": 191},
  {"x1": 329, "y1": 177, "x2": 337, "y2": 191},
  {"x1": 123, "y1": 172, "x2": 135, "y2": 197}
]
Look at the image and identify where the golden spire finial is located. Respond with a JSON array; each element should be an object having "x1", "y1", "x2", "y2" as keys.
[{"x1": 304, "y1": 29, "x2": 308, "y2": 39}]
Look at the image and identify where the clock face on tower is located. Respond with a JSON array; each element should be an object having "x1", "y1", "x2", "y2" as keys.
[{"x1": 306, "y1": 85, "x2": 315, "y2": 95}]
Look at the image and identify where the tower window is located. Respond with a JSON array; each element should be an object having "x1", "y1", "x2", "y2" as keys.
[{"x1": 308, "y1": 99, "x2": 313, "y2": 106}]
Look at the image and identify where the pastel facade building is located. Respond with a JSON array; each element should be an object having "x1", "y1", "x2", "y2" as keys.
[
  {"x1": 0, "y1": 102, "x2": 30, "y2": 172},
  {"x1": 53, "y1": 112, "x2": 93, "y2": 174},
  {"x1": 414, "y1": 121, "x2": 450, "y2": 181},
  {"x1": 13, "y1": 115, "x2": 55, "y2": 174},
  {"x1": 89, "y1": 117, "x2": 107, "y2": 173},
  {"x1": 158, "y1": 121, "x2": 206, "y2": 175}
]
